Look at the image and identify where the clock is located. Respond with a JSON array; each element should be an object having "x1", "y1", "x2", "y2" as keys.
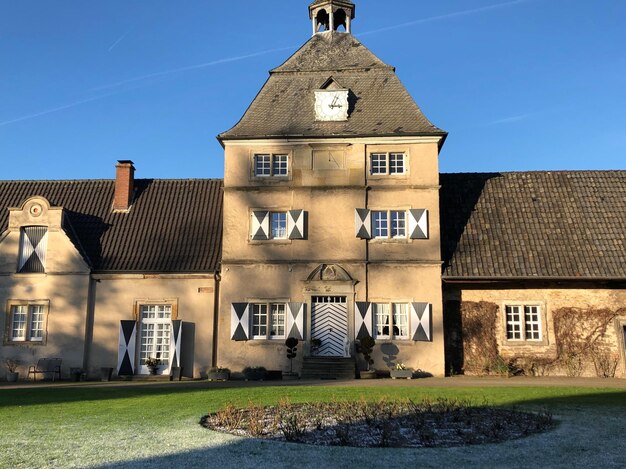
[{"x1": 314, "y1": 90, "x2": 349, "y2": 121}]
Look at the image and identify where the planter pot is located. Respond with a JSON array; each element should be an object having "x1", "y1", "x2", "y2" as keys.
[
  {"x1": 100, "y1": 367, "x2": 113, "y2": 382},
  {"x1": 6, "y1": 372, "x2": 19, "y2": 383},
  {"x1": 283, "y1": 372, "x2": 299, "y2": 381},
  {"x1": 244, "y1": 370, "x2": 267, "y2": 381},
  {"x1": 359, "y1": 370, "x2": 377, "y2": 379},
  {"x1": 207, "y1": 370, "x2": 230, "y2": 381},
  {"x1": 169, "y1": 366, "x2": 183, "y2": 381},
  {"x1": 70, "y1": 368, "x2": 84, "y2": 382},
  {"x1": 390, "y1": 369, "x2": 414, "y2": 380}
]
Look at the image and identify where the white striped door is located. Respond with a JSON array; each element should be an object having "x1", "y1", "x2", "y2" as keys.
[{"x1": 311, "y1": 296, "x2": 348, "y2": 357}]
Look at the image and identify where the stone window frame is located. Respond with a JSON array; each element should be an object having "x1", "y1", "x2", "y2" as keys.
[
  {"x1": 248, "y1": 299, "x2": 289, "y2": 341},
  {"x1": 368, "y1": 151, "x2": 408, "y2": 177},
  {"x1": 371, "y1": 300, "x2": 412, "y2": 341},
  {"x1": 250, "y1": 152, "x2": 292, "y2": 180},
  {"x1": 4, "y1": 299, "x2": 50, "y2": 346},
  {"x1": 501, "y1": 301, "x2": 549, "y2": 346},
  {"x1": 370, "y1": 208, "x2": 410, "y2": 241},
  {"x1": 614, "y1": 317, "x2": 626, "y2": 376}
]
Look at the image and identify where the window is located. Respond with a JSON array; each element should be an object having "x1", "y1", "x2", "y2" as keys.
[
  {"x1": 254, "y1": 154, "x2": 289, "y2": 177},
  {"x1": 18, "y1": 226, "x2": 48, "y2": 273},
  {"x1": 138, "y1": 305, "x2": 172, "y2": 368},
  {"x1": 505, "y1": 305, "x2": 542, "y2": 341},
  {"x1": 6, "y1": 302, "x2": 48, "y2": 343},
  {"x1": 370, "y1": 152, "x2": 406, "y2": 175},
  {"x1": 271, "y1": 212, "x2": 287, "y2": 239},
  {"x1": 373, "y1": 210, "x2": 407, "y2": 239},
  {"x1": 251, "y1": 302, "x2": 286, "y2": 339},
  {"x1": 373, "y1": 302, "x2": 409, "y2": 340}
]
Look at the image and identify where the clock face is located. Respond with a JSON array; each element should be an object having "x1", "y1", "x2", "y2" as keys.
[{"x1": 315, "y1": 90, "x2": 349, "y2": 121}]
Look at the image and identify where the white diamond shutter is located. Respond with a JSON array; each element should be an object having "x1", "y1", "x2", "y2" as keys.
[
  {"x1": 170, "y1": 320, "x2": 182, "y2": 370},
  {"x1": 18, "y1": 226, "x2": 48, "y2": 273},
  {"x1": 287, "y1": 302, "x2": 305, "y2": 340},
  {"x1": 117, "y1": 320, "x2": 137, "y2": 375},
  {"x1": 410, "y1": 303, "x2": 432, "y2": 341},
  {"x1": 355, "y1": 302, "x2": 373, "y2": 339},
  {"x1": 288, "y1": 210, "x2": 306, "y2": 240},
  {"x1": 408, "y1": 209, "x2": 429, "y2": 239},
  {"x1": 355, "y1": 209, "x2": 372, "y2": 239},
  {"x1": 231, "y1": 303, "x2": 250, "y2": 341},
  {"x1": 251, "y1": 211, "x2": 270, "y2": 240}
]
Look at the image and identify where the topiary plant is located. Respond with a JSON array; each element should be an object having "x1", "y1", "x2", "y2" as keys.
[
  {"x1": 285, "y1": 337, "x2": 298, "y2": 373},
  {"x1": 358, "y1": 335, "x2": 376, "y2": 371}
]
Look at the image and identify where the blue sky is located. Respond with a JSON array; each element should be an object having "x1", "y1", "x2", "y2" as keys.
[{"x1": 1, "y1": 0, "x2": 625, "y2": 180}]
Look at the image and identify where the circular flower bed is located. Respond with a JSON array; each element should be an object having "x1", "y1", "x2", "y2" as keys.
[{"x1": 201, "y1": 398, "x2": 555, "y2": 448}]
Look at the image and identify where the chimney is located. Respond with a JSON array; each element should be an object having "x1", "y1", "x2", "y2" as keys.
[{"x1": 113, "y1": 160, "x2": 135, "y2": 212}]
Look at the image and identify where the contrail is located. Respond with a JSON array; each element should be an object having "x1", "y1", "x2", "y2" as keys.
[
  {"x1": 360, "y1": 0, "x2": 532, "y2": 36},
  {"x1": 108, "y1": 31, "x2": 129, "y2": 52},
  {"x1": 484, "y1": 112, "x2": 534, "y2": 126}
]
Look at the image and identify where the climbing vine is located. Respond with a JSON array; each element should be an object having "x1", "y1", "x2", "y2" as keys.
[{"x1": 460, "y1": 302, "x2": 501, "y2": 374}]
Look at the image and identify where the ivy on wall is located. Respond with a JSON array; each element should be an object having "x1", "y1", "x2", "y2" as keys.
[{"x1": 459, "y1": 301, "x2": 500, "y2": 375}]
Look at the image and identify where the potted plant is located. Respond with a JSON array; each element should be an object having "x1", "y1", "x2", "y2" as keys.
[
  {"x1": 145, "y1": 357, "x2": 160, "y2": 375},
  {"x1": 284, "y1": 337, "x2": 299, "y2": 379},
  {"x1": 310, "y1": 338, "x2": 322, "y2": 356},
  {"x1": 5, "y1": 358, "x2": 20, "y2": 383},
  {"x1": 207, "y1": 366, "x2": 230, "y2": 381},
  {"x1": 390, "y1": 362, "x2": 413, "y2": 379},
  {"x1": 357, "y1": 335, "x2": 376, "y2": 379},
  {"x1": 243, "y1": 366, "x2": 267, "y2": 381}
]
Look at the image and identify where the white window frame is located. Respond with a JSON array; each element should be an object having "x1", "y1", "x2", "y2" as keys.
[
  {"x1": 370, "y1": 152, "x2": 406, "y2": 176},
  {"x1": 5, "y1": 301, "x2": 49, "y2": 345},
  {"x1": 270, "y1": 212, "x2": 288, "y2": 239},
  {"x1": 373, "y1": 302, "x2": 409, "y2": 340},
  {"x1": 505, "y1": 304, "x2": 543, "y2": 342},
  {"x1": 254, "y1": 153, "x2": 289, "y2": 178},
  {"x1": 138, "y1": 304, "x2": 172, "y2": 372},
  {"x1": 251, "y1": 302, "x2": 287, "y2": 340},
  {"x1": 372, "y1": 210, "x2": 408, "y2": 240}
]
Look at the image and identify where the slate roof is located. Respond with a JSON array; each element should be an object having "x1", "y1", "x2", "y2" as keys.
[
  {"x1": 440, "y1": 171, "x2": 626, "y2": 279},
  {"x1": 0, "y1": 179, "x2": 223, "y2": 273},
  {"x1": 218, "y1": 32, "x2": 445, "y2": 141}
]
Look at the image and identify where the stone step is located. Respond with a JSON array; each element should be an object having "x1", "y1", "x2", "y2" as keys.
[{"x1": 301, "y1": 357, "x2": 356, "y2": 380}]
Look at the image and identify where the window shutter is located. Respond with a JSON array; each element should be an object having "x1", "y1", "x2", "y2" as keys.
[
  {"x1": 169, "y1": 320, "x2": 182, "y2": 370},
  {"x1": 231, "y1": 303, "x2": 250, "y2": 341},
  {"x1": 408, "y1": 209, "x2": 429, "y2": 240},
  {"x1": 18, "y1": 226, "x2": 48, "y2": 273},
  {"x1": 288, "y1": 210, "x2": 306, "y2": 240},
  {"x1": 410, "y1": 303, "x2": 432, "y2": 341},
  {"x1": 251, "y1": 211, "x2": 270, "y2": 240},
  {"x1": 355, "y1": 301, "x2": 373, "y2": 339},
  {"x1": 355, "y1": 209, "x2": 372, "y2": 239},
  {"x1": 287, "y1": 302, "x2": 305, "y2": 340},
  {"x1": 117, "y1": 320, "x2": 137, "y2": 376}
]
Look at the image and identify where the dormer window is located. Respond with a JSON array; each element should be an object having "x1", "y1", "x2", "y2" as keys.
[{"x1": 18, "y1": 226, "x2": 48, "y2": 273}]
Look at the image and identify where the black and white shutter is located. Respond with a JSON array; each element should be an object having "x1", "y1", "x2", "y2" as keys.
[
  {"x1": 18, "y1": 226, "x2": 48, "y2": 273},
  {"x1": 251, "y1": 211, "x2": 270, "y2": 240},
  {"x1": 288, "y1": 210, "x2": 306, "y2": 240},
  {"x1": 287, "y1": 302, "x2": 305, "y2": 340},
  {"x1": 231, "y1": 303, "x2": 250, "y2": 341},
  {"x1": 117, "y1": 320, "x2": 137, "y2": 375},
  {"x1": 410, "y1": 303, "x2": 432, "y2": 341},
  {"x1": 169, "y1": 320, "x2": 182, "y2": 369},
  {"x1": 408, "y1": 209, "x2": 429, "y2": 239},
  {"x1": 355, "y1": 302, "x2": 373, "y2": 339},
  {"x1": 355, "y1": 209, "x2": 372, "y2": 239}
]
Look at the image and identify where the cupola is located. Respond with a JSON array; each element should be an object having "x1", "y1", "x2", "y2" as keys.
[{"x1": 309, "y1": 0, "x2": 355, "y2": 35}]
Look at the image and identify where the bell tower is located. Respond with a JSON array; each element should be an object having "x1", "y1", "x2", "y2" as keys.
[{"x1": 309, "y1": 0, "x2": 355, "y2": 35}]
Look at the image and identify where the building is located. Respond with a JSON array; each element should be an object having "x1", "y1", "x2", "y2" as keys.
[{"x1": 1, "y1": 1, "x2": 625, "y2": 380}]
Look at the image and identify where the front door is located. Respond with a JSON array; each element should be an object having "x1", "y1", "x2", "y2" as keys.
[
  {"x1": 137, "y1": 304, "x2": 172, "y2": 375},
  {"x1": 311, "y1": 296, "x2": 348, "y2": 357}
]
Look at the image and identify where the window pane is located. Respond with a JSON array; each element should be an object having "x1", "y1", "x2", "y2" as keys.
[
  {"x1": 255, "y1": 154, "x2": 271, "y2": 176},
  {"x1": 524, "y1": 306, "x2": 541, "y2": 340},
  {"x1": 270, "y1": 304, "x2": 286, "y2": 338},
  {"x1": 506, "y1": 306, "x2": 522, "y2": 340},
  {"x1": 374, "y1": 303, "x2": 390, "y2": 338},
  {"x1": 371, "y1": 153, "x2": 387, "y2": 175},
  {"x1": 391, "y1": 211, "x2": 406, "y2": 238},
  {"x1": 252, "y1": 304, "x2": 267, "y2": 338},
  {"x1": 29, "y1": 305, "x2": 44, "y2": 341},
  {"x1": 373, "y1": 211, "x2": 388, "y2": 238},
  {"x1": 389, "y1": 153, "x2": 405, "y2": 174},
  {"x1": 271, "y1": 212, "x2": 287, "y2": 239},
  {"x1": 273, "y1": 155, "x2": 288, "y2": 176},
  {"x1": 392, "y1": 303, "x2": 409, "y2": 339},
  {"x1": 11, "y1": 305, "x2": 27, "y2": 341}
]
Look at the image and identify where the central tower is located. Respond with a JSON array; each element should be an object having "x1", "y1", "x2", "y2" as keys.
[{"x1": 216, "y1": 1, "x2": 447, "y2": 377}]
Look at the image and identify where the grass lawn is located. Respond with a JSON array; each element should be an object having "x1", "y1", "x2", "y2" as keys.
[{"x1": 0, "y1": 382, "x2": 625, "y2": 468}]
